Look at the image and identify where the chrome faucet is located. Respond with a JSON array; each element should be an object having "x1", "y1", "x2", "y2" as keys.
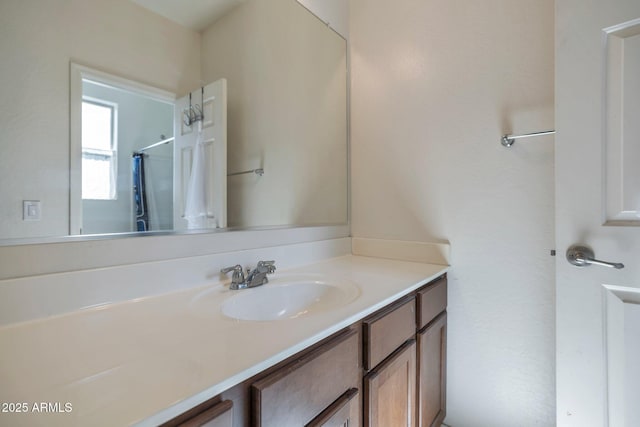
[{"x1": 221, "y1": 260, "x2": 276, "y2": 290}]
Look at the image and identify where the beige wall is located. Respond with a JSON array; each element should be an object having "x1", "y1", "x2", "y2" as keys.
[
  {"x1": 350, "y1": 0, "x2": 555, "y2": 425},
  {"x1": 0, "y1": 0, "x2": 200, "y2": 239},
  {"x1": 201, "y1": 0, "x2": 348, "y2": 228}
]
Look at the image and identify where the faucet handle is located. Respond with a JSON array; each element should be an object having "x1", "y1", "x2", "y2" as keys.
[
  {"x1": 220, "y1": 264, "x2": 245, "y2": 283},
  {"x1": 221, "y1": 264, "x2": 243, "y2": 274},
  {"x1": 257, "y1": 260, "x2": 276, "y2": 273}
]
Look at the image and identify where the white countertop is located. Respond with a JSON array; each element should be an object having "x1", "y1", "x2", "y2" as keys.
[{"x1": 0, "y1": 255, "x2": 447, "y2": 427}]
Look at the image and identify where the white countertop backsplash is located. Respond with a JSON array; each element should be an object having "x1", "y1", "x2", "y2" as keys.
[
  {"x1": 0, "y1": 238, "x2": 449, "y2": 427},
  {"x1": 0, "y1": 238, "x2": 353, "y2": 327}
]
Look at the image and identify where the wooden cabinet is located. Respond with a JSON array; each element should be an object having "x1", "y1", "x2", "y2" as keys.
[
  {"x1": 364, "y1": 340, "x2": 416, "y2": 427},
  {"x1": 362, "y1": 296, "x2": 418, "y2": 427},
  {"x1": 251, "y1": 328, "x2": 360, "y2": 427},
  {"x1": 416, "y1": 275, "x2": 447, "y2": 427},
  {"x1": 362, "y1": 274, "x2": 447, "y2": 427},
  {"x1": 417, "y1": 313, "x2": 447, "y2": 427}
]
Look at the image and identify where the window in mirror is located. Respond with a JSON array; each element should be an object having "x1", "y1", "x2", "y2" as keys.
[{"x1": 81, "y1": 99, "x2": 117, "y2": 200}]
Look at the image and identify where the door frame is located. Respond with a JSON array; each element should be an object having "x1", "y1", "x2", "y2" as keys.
[{"x1": 69, "y1": 63, "x2": 176, "y2": 235}]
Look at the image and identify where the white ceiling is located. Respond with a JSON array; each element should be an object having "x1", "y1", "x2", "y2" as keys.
[{"x1": 131, "y1": 0, "x2": 245, "y2": 31}]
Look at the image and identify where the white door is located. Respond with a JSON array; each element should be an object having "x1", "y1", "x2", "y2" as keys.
[
  {"x1": 557, "y1": 0, "x2": 640, "y2": 426},
  {"x1": 173, "y1": 79, "x2": 227, "y2": 230}
]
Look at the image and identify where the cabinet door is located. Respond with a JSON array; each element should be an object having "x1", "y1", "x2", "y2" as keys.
[
  {"x1": 306, "y1": 388, "x2": 360, "y2": 427},
  {"x1": 417, "y1": 312, "x2": 447, "y2": 427},
  {"x1": 178, "y1": 400, "x2": 233, "y2": 427},
  {"x1": 364, "y1": 340, "x2": 416, "y2": 427}
]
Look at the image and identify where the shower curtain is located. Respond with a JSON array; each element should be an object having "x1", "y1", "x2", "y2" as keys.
[{"x1": 132, "y1": 153, "x2": 149, "y2": 231}]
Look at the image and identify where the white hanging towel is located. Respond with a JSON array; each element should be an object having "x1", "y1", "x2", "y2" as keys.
[{"x1": 183, "y1": 127, "x2": 212, "y2": 229}]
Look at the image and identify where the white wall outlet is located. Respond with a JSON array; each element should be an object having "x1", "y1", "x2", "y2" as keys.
[{"x1": 23, "y1": 200, "x2": 42, "y2": 221}]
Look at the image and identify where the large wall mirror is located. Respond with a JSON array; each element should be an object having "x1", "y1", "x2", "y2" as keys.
[{"x1": 0, "y1": 0, "x2": 348, "y2": 244}]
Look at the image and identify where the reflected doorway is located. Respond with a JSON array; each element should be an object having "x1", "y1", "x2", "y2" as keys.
[{"x1": 70, "y1": 64, "x2": 175, "y2": 235}]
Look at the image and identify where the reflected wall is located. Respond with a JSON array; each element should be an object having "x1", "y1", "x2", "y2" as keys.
[
  {"x1": 202, "y1": 0, "x2": 348, "y2": 227},
  {"x1": 0, "y1": 0, "x2": 201, "y2": 239}
]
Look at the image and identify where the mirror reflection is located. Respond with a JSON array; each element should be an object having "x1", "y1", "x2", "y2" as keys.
[
  {"x1": 0, "y1": 0, "x2": 348, "y2": 242},
  {"x1": 81, "y1": 79, "x2": 174, "y2": 234}
]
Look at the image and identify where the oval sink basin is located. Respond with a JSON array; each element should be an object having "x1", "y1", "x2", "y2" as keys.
[{"x1": 220, "y1": 279, "x2": 359, "y2": 321}]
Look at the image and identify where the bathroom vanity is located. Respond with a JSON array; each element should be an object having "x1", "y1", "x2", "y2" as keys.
[
  {"x1": 0, "y1": 250, "x2": 448, "y2": 427},
  {"x1": 162, "y1": 274, "x2": 448, "y2": 427}
]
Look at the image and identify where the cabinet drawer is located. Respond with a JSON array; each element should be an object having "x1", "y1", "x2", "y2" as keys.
[
  {"x1": 416, "y1": 276, "x2": 447, "y2": 330},
  {"x1": 251, "y1": 328, "x2": 360, "y2": 427},
  {"x1": 363, "y1": 297, "x2": 416, "y2": 370}
]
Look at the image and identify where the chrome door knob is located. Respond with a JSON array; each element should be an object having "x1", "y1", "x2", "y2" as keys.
[{"x1": 566, "y1": 245, "x2": 624, "y2": 269}]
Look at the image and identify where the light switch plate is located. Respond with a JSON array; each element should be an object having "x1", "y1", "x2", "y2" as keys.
[{"x1": 23, "y1": 200, "x2": 42, "y2": 221}]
